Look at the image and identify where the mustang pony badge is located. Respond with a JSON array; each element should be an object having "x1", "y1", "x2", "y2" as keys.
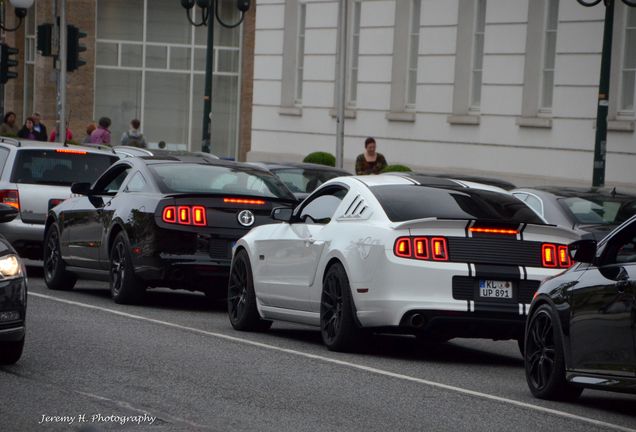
[{"x1": 237, "y1": 210, "x2": 255, "y2": 227}]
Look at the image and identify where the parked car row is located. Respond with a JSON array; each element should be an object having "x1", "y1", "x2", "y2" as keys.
[{"x1": 0, "y1": 137, "x2": 633, "y2": 403}]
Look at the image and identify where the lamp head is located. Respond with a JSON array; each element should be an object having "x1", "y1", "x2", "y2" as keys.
[{"x1": 180, "y1": 0, "x2": 195, "y2": 10}]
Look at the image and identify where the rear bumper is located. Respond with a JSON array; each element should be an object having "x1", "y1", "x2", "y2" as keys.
[
  {"x1": 0, "y1": 277, "x2": 27, "y2": 341},
  {"x1": 0, "y1": 217, "x2": 45, "y2": 259},
  {"x1": 134, "y1": 254, "x2": 231, "y2": 292}
]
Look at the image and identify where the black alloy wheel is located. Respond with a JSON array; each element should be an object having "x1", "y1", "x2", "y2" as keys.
[
  {"x1": 524, "y1": 305, "x2": 582, "y2": 400},
  {"x1": 227, "y1": 249, "x2": 272, "y2": 331},
  {"x1": 109, "y1": 232, "x2": 145, "y2": 304},
  {"x1": 43, "y1": 224, "x2": 76, "y2": 291},
  {"x1": 320, "y1": 263, "x2": 365, "y2": 352}
]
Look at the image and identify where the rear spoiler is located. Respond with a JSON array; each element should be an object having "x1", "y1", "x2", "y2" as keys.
[{"x1": 163, "y1": 192, "x2": 297, "y2": 204}]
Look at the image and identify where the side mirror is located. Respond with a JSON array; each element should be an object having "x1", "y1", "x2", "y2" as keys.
[
  {"x1": 0, "y1": 203, "x2": 18, "y2": 224},
  {"x1": 271, "y1": 207, "x2": 293, "y2": 222},
  {"x1": 71, "y1": 182, "x2": 92, "y2": 195},
  {"x1": 569, "y1": 239, "x2": 597, "y2": 264}
]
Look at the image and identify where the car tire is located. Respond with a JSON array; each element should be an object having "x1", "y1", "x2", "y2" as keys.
[
  {"x1": 0, "y1": 337, "x2": 24, "y2": 365},
  {"x1": 320, "y1": 262, "x2": 365, "y2": 352},
  {"x1": 227, "y1": 250, "x2": 272, "y2": 332},
  {"x1": 109, "y1": 232, "x2": 145, "y2": 305},
  {"x1": 524, "y1": 304, "x2": 582, "y2": 401},
  {"x1": 43, "y1": 223, "x2": 77, "y2": 291}
]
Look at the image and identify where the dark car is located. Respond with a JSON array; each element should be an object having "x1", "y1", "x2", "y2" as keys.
[
  {"x1": 402, "y1": 172, "x2": 516, "y2": 191},
  {"x1": 251, "y1": 162, "x2": 351, "y2": 200},
  {"x1": 524, "y1": 215, "x2": 636, "y2": 400},
  {"x1": 0, "y1": 203, "x2": 28, "y2": 365},
  {"x1": 42, "y1": 156, "x2": 297, "y2": 304},
  {"x1": 512, "y1": 186, "x2": 636, "y2": 240}
]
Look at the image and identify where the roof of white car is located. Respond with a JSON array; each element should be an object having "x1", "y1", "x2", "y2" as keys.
[
  {"x1": 351, "y1": 175, "x2": 417, "y2": 187},
  {"x1": 0, "y1": 138, "x2": 118, "y2": 156}
]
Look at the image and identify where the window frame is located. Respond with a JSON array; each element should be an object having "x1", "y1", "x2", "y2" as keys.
[
  {"x1": 294, "y1": 184, "x2": 349, "y2": 225},
  {"x1": 539, "y1": 0, "x2": 559, "y2": 113}
]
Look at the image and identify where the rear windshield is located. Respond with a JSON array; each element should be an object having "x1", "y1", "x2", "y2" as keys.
[
  {"x1": 11, "y1": 149, "x2": 118, "y2": 186},
  {"x1": 561, "y1": 196, "x2": 636, "y2": 225},
  {"x1": 149, "y1": 163, "x2": 296, "y2": 200},
  {"x1": 371, "y1": 185, "x2": 545, "y2": 224},
  {"x1": 272, "y1": 168, "x2": 348, "y2": 194}
]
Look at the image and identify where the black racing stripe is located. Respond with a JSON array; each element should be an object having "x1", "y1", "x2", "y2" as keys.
[
  {"x1": 464, "y1": 220, "x2": 472, "y2": 238},
  {"x1": 519, "y1": 223, "x2": 527, "y2": 241},
  {"x1": 474, "y1": 264, "x2": 520, "y2": 279}
]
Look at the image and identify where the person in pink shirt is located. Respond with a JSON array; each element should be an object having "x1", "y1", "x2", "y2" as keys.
[{"x1": 89, "y1": 117, "x2": 112, "y2": 145}]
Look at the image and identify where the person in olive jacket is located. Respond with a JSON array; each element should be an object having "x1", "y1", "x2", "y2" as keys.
[{"x1": 355, "y1": 137, "x2": 388, "y2": 175}]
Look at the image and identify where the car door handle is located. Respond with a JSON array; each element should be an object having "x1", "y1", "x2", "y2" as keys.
[{"x1": 305, "y1": 238, "x2": 316, "y2": 246}]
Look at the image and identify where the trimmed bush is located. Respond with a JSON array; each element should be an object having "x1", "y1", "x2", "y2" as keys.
[
  {"x1": 382, "y1": 164, "x2": 412, "y2": 173},
  {"x1": 303, "y1": 151, "x2": 336, "y2": 167}
]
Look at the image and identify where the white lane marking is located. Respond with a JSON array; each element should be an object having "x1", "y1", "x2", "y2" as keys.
[{"x1": 29, "y1": 292, "x2": 636, "y2": 432}]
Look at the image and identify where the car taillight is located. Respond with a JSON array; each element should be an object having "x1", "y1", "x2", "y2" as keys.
[
  {"x1": 192, "y1": 206, "x2": 207, "y2": 226},
  {"x1": 394, "y1": 236, "x2": 449, "y2": 262},
  {"x1": 431, "y1": 237, "x2": 449, "y2": 261},
  {"x1": 558, "y1": 245, "x2": 571, "y2": 268},
  {"x1": 162, "y1": 205, "x2": 207, "y2": 226},
  {"x1": 162, "y1": 206, "x2": 176, "y2": 223},
  {"x1": 542, "y1": 243, "x2": 571, "y2": 268},
  {"x1": 394, "y1": 237, "x2": 411, "y2": 258},
  {"x1": 0, "y1": 189, "x2": 19, "y2": 210}
]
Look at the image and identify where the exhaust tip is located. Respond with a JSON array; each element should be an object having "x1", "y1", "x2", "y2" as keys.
[{"x1": 409, "y1": 313, "x2": 426, "y2": 328}]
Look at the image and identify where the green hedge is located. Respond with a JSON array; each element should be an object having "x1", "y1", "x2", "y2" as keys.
[
  {"x1": 382, "y1": 164, "x2": 412, "y2": 173},
  {"x1": 303, "y1": 151, "x2": 336, "y2": 167}
]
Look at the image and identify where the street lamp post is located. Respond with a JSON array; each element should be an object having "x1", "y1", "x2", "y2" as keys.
[
  {"x1": 576, "y1": 0, "x2": 636, "y2": 187},
  {"x1": 180, "y1": 0, "x2": 250, "y2": 155}
]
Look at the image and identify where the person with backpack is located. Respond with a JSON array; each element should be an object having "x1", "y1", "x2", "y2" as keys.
[{"x1": 120, "y1": 119, "x2": 147, "y2": 148}]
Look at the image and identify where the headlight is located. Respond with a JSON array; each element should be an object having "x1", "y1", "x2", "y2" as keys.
[{"x1": 0, "y1": 255, "x2": 22, "y2": 279}]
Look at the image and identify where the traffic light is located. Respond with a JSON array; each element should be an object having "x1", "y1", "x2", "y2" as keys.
[
  {"x1": 66, "y1": 25, "x2": 87, "y2": 72},
  {"x1": 37, "y1": 23, "x2": 54, "y2": 57},
  {"x1": 0, "y1": 44, "x2": 19, "y2": 84}
]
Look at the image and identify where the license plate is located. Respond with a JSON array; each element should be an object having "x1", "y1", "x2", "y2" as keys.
[{"x1": 479, "y1": 280, "x2": 513, "y2": 299}]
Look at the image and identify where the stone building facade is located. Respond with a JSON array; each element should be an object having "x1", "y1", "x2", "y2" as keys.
[{"x1": 1, "y1": 0, "x2": 255, "y2": 160}]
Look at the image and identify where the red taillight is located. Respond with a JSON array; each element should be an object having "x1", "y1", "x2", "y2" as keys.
[
  {"x1": 178, "y1": 206, "x2": 191, "y2": 225},
  {"x1": 542, "y1": 244, "x2": 557, "y2": 268},
  {"x1": 558, "y1": 245, "x2": 571, "y2": 268},
  {"x1": 431, "y1": 237, "x2": 449, "y2": 261},
  {"x1": 224, "y1": 197, "x2": 266, "y2": 205},
  {"x1": 394, "y1": 237, "x2": 411, "y2": 258},
  {"x1": 0, "y1": 189, "x2": 19, "y2": 210},
  {"x1": 413, "y1": 237, "x2": 429, "y2": 259},
  {"x1": 394, "y1": 236, "x2": 449, "y2": 262},
  {"x1": 162, "y1": 206, "x2": 176, "y2": 223},
  {"x1": 192, "y1": 206, "x2": 207, "y2": 226},
  {"x1": 469, "y1": 227, "x2": 519, "y2": 235}
]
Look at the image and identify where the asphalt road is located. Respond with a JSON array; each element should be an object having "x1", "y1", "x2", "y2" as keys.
[{"x1": 1, "y1": 268, "x2": 635, "y2": 432}]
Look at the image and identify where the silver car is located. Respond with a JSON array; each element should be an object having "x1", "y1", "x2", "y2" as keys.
[{"x1": 0, "y1": 138, "x2": 119, "y2": 259}]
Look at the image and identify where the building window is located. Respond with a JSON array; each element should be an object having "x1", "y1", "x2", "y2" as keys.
[
  {"x1": 95, "y1": 0, "x2": 242, "y2": 156},
  {"x1": 448, "y1": 0, "x2": 486, "y2": 124},
  {"x1": 541, "y1": 0, "x2": 559, "y2": 111},
  {"x1": 620, "y1": 8, "x2": 636, "y2": 113},
  {"x1": 470, "y1": 0, "x2": 486, "y2": 110},
  {"x1": 406, "y1": 0, "x2": 421, "y2": 108},
  {"x1": 295, "y1": 3, "x2": 306, "y2": 104},
  {"x1": 348, "y1": 0, "x2": 362, "y2": 106}
]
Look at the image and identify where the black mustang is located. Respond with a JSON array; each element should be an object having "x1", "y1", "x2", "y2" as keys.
[
  {"x1": 525, "y1": 214, "x2": 636, "y2": 400},
  {"x1": 43, "y1": 156, "x2": 297, "y2": 304}
]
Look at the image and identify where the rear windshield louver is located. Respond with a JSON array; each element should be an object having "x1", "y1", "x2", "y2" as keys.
[{"x1": 342, "y1": 195, "x2": 368, "y2": 219}]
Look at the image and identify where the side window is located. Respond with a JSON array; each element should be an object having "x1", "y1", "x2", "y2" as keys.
[
  {"x1": 94, "y1": 166, "x2": 132, "y2": 195},
  {"x1": 523, "y1": 195, "x2": 543, "y2": 217},
  {"x1": 604, "y1": 223, "x2": 636, "y2": 265},
  {"x1": 299, "y1": 187, "x2": 348, "y2": 224},
  {"x1": 0, "y1": 147, "x2": 9, "y2": 175},
  {"x1": 125, "y1": 172, "x2": 148, "y2": 193}
]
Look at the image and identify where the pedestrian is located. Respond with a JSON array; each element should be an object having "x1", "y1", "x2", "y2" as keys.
[
  {"x1": 120, "y1": 118, "x2": 147, "y2": 148},
  {"x1": 17, "y1": 117, "x2": 38, "y2": 140},
  {"x1": 355, "y1": 137, "x2": 388, "y2": 175},
  {"x1": 32, "y1": 112, "x2": 48, "y2": 141},
  {"x1": 90, "y1": 117, "x2": 111, "y2": 145},
  {"x1": 49, "y1": 122, "x2": 73, "y2": 143},
  {"x1": 82, "y1": 123, "x2": 96, "y2": 144},
  {"x1": 0, "y1": 112, "x2": 19, "y2": 137}
]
